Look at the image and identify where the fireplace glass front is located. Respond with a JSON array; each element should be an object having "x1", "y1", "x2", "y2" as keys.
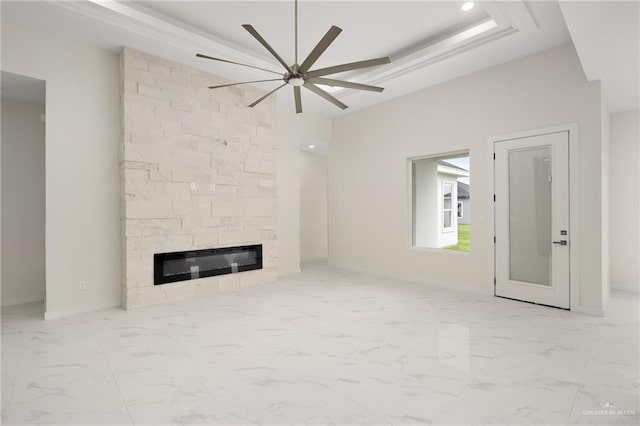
[{"x1": 154, "y1": 245, "x2": 262, "y2": 285}]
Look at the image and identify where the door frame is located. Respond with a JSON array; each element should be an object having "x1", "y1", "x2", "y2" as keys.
[{"x1": 488, "y1": 123, "x2": 580, "y2": 311}]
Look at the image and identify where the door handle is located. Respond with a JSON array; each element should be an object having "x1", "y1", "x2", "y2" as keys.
[{"x1": 552, "y1": 240, "x2": 568, "y2": 246}]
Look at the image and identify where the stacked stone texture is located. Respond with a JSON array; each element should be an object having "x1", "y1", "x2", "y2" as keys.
[{"x1": 121, "y1": 48, "x2": 277, "y2": 309}]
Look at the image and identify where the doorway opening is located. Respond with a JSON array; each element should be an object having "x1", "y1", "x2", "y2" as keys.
[{"x1": 1, "y1": 71, "x2": 46, "y2": 314}]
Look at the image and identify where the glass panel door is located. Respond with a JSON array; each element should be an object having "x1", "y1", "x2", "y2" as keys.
[
  {"x1": 508, "y1": 147, "x2": 552, "y2": 286},
  {"x1": 494, "y1": 130, "x2": 570, "y2": 309}
]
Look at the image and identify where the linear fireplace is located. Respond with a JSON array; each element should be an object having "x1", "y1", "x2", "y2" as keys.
[{"x1": 154, "y1": 245, "x2": 263, "y2": 285}]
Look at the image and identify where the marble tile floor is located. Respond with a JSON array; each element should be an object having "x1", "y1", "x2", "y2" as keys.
[{"x1": 1, "y1": 265, "x2": 638, "y2": 426}]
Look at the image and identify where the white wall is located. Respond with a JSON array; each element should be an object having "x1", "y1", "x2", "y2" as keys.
[
  {"x1": 330, "y1": 43, "x2": 607, "y2": 312},
  {"x1": 609, "y1": 110, "x2": 640, "y2": 292},
  {"x1": 2, "y1": 22, "x2": 121, "y2": 318},
  {"x1": 300, "y1": 151, "x2": 328, "y2": 263},
  {"x1": 413, "y1": 158, "x2": 439, "y2": 247},
  {"x1": 1, "y1": 98, "x2": 45, "y2": 306},
  {"x1": 276, "y1": 107, "x2": 331, "y2": 275},
  {"x1": 600, "y1": 88, "x2": 610, "y2": 306},
  {"x1": 275, "y1": 103, "x2": 302, "y2": 276}
]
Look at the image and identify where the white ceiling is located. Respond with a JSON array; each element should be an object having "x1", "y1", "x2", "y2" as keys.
[
  {"x1": 136, "y1": 0, "x2": 489, "y2": 70},
  {"x1": 0, "y1": 71, "x2": 46, "y2": 105},
  {"x1": 1, "y1": 1, "x2": 573, "y2": 116},
  {"x1": 559, "y1": 1, "x2": 640, "y2": 113}
]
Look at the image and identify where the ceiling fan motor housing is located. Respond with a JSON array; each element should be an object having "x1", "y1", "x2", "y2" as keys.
[{"x1": 285, "y1": 71, "x2": 305, "y2": 86}]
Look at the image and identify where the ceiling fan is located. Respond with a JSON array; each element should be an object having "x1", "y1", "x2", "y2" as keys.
[{"x1": 196, "y1": 0, "x2": 390, "y2": 113}]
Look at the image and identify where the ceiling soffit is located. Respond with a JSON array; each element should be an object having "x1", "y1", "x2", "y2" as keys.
[{"x1": 51, "y1": 0, "x2": 541, "y2": 100}]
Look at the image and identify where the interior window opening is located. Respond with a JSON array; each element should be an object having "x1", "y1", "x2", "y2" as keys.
[{"x1": 411, "y1": 152, "x2": 470, "y2": 252}]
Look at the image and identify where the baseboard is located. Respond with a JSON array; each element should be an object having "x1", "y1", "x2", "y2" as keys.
[
  {"x1": 610, "y1": 281, "x2": 640, "y2": 293},
  {"x1": 1, "y1": 294, "x2": 45, "y2": 307},
  {"x1": 603, "y1": 284, "x2": 611, "y2": 312},
  {"x1": 301, "y1": 258, "x2": 329, "y2": 268},
  {"x1": 326, "y1": 261, "x2": 494, "y2": 296},
  {"x1": 44, "y1": 300, "x2": 121, "y2": 320},
  {"x1": 278, "y1": 266, "x2": 301, "y2": 277},
  {"x1": 572, "y1": 305, "x2": 605, "y2": 317}
]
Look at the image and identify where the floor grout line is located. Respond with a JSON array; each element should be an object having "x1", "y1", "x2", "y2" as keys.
[
  {"x1": 96, "y1": 334, "x2": 136, "y2": 426},
  {"x1": 1, "y1": 270, "x2": 637, "y2": 425},
  {"x1": 4, "y1": 330, "x2": 26, "y2": 423},
  {"x1": 564, "y1": 322, "x2": 605, "y2": 425}
]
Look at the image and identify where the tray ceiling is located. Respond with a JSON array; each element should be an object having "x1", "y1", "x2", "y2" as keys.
[{"x1": 1, "y1": 1, "x2": 571, "y2": 116}]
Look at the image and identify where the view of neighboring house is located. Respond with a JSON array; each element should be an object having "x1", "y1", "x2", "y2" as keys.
[
  {"x1": 457, "y1": 180, "x2": 470, "y2": 225},
  {"x1": 438, "y1": 160, "x2": 469, "y2": 247},
  {"x1": 413, "y1": 158, "x2": 469, "y2": 248}
]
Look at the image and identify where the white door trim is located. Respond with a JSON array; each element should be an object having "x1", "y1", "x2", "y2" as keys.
[{"x1": 488, "y1": 123, "x2": 580, "y2": 311}]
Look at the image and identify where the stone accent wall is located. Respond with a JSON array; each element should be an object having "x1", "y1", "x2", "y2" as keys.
[{"x1": 120, "y1": 47, "x2": 277, "y2": 309}]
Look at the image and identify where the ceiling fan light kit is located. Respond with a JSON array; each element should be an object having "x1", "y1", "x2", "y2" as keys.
[
  {"x1": 197, "y1": 0, "x2": 390, "y2": 113},
  {"x1": 286, "y1": 77, "x2": 305, "y2": 87}
]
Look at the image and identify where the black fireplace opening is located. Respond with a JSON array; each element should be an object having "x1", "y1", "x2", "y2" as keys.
[{"x1": 154, "y1": 244, "x2": 262, "y2": 285}]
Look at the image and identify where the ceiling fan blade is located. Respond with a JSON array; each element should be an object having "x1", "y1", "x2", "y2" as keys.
[
  {"x1": 306, "y1": 57, "x2": 391, "y2": 78},
  {"x1": 298, "y1": 26, "x2": 342, "y2": 73},
  {"x1": 209, "y1": 78, "x2": 283, "y2": 89},
  {"x1": 304, "y1": 83, "x2": 348, "y2": 110},
  {"x1": 242, "y1": 25, "x2": 293, "y2": 73},
  {"x1": 248, "y1": 83, "x2": 287, "y2": 108},
  {"x1": 308, "y1": 77, "x2": 384, "y2": 93},
  {"x1": 196, "y1": 53, "x2": 283, "y2": 76},
  {"x1": 294, "y1": 86, "x2": 302, "y2": 114}
]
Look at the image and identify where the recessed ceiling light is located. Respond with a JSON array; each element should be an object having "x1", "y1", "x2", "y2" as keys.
[
  {"x1": 461, "y1": 2, "x2": 475, "y2": 11},
  {"x1": 309, "y1": 145, "x2": 315, "y2": 149}
]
